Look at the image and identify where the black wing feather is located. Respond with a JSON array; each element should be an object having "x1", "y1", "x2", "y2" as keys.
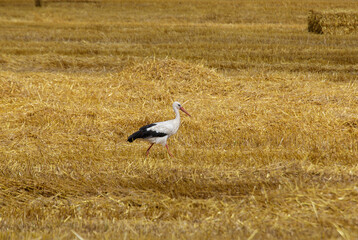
[
  {"x1": 127, "y1": 123, "x2": 167, "y2": 142},
  {"x1": 139, "y1": 123, "x2": 157, "y2": 131}
]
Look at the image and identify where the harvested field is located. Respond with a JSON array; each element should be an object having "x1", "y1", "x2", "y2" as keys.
[{"x1": 1, "y1": 0, "x2": 358, "y2": 239}]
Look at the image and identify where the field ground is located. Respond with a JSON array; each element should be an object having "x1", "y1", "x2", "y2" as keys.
[{"x1": 1, "y1": 0, "x2": 358, "y2": 239}]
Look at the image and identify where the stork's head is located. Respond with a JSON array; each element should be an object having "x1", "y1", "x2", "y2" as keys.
[{"x1": 173, "y1": 101, "x2": 191, "y2": 117}]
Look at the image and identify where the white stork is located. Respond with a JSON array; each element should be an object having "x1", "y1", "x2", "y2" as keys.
[{"x1": 127, "y1": 101, "x2": 191, "y2": 157}]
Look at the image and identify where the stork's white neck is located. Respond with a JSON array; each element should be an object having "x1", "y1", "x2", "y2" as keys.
[
  {"x1": 173, "y1": 106, "x2": 181, "y2": 121},
  {"x1": 165, "y1": 105, "x2": 181, "y2": 136}
]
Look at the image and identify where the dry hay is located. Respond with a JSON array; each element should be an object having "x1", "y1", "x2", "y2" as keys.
[
  {"x1": 308, "y1": 10, "x2": 358, "y2": 34},
  {"x1": 119, "y1": 58, "x2": 233, "y2": 101},
  {"x1": 2, "y1": 59, "x2": 358, "y2": 239},
  {"x1": 121, "y1": 58, "x2": 225, "y2": 84}
]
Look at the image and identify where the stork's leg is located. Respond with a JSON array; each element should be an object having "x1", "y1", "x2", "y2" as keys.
[
  {"x1": 165, "y1": 144, "x2": 174, "y2": 157},
  {"x1": 146, "y1": 143, "x2": 154, "y2": 156}
]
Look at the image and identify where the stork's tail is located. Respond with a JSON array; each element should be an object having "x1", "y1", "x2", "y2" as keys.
[{"x1": 127, "y1": 131, "x2": 141, "y2": 142}]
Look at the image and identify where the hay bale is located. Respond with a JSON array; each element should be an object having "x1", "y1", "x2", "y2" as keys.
[
  {"x1": 34, "y1": 0, "x2": 42, "y2": 7},
  {"x1": 308, "y1": 10, "x2": 358, "y2": 34},
  {"x1": 34, "y1": 0, "x2": 100, "y2": 7}
]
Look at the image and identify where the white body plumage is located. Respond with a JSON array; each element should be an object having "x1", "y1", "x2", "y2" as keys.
[
  {"x1": 127, "y1": 102, "x2": 191, "y2": 156},
  {"x1": 144, "y1": 111, "x2": 181, "y2": 146}
]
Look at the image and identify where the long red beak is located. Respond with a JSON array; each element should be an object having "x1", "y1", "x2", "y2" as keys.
[{"x1": 180, "y1": 106, "x2": 191, "y2": 117}]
